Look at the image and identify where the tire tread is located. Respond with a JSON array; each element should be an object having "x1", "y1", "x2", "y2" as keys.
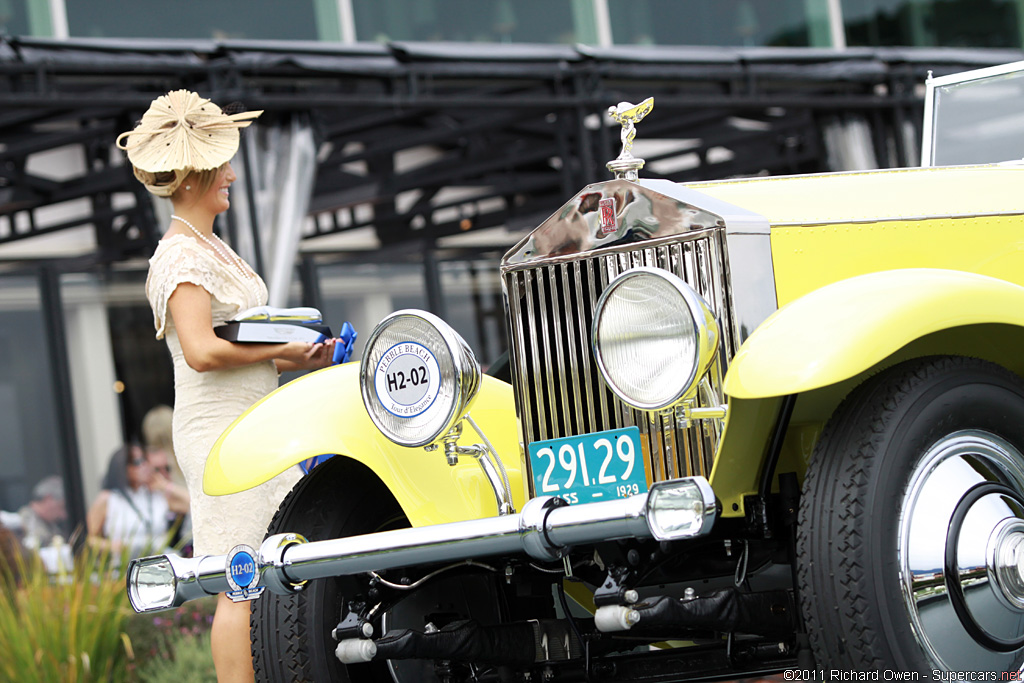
[
  {"x1": 251, "y1": 458, "x2": 403, "y2": 683},
  {"x1": 796, "y1": 356, "x2": 1019, "y2": 669}
]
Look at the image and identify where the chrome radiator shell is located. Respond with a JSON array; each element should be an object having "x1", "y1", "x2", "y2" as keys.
[{"x1": 500, "y1": 178, "x2": 767, "y2": 494}]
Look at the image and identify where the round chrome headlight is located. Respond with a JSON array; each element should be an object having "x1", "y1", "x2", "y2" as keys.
[
  {"x1": 592, "y1": 267, "x2": 719, "y2": 411},
  {"x1": 360, "y1": 310, "x2": 481, "y2": 448}
]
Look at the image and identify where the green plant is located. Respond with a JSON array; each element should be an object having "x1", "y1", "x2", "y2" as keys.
[
  {"x1": 135, "y1": 630, "x2": 216, "y2": 683},
  {"x1": 123, "y1": 595, "x2": 217, "y2": 674},
  {"x1": 0, "y1": 542, "x2": 133, "y2": 683}
]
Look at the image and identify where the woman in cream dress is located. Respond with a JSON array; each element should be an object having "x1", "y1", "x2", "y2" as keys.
[{"x1": 119, "y1": 90, "x2": 335, "y2": 683}]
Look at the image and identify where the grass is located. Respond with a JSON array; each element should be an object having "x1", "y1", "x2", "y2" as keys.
[
  {"x1": 0, "y1": 535, "x2": 217, "y2": 683},
  {"x1": 0, "y1": 542, "x2": 133, "y2": 683},
  {"x1": 133, "y1": 630, "x2": 217, "y2": 683},
  {"x1": 123, "y1": 596, "x2": 218, "y2": 679}
]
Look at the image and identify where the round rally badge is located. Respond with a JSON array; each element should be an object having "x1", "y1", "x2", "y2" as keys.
[
  {"x1": 225, "y1": 544, "x2": 260, "y2": 594},
  {"x1": 374, "y1": 342, "x2": 441, "y2": 418}
]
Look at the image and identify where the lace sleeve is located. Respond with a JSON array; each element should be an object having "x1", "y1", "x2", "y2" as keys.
[{"x1": 145, "y1": 237, "x2": 240, "y2": 339}]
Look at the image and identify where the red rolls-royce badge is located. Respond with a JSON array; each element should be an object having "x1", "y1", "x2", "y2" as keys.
[{"x1": 598, "y1": 197, "x2": 617, "y2": 236}]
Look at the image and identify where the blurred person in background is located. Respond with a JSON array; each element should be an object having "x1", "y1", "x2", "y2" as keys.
[
  {"x1": 142, "y1": 404, "x2": 184, "y2": 486},
  {"x1": 0, "y1": 475, "x2": 71, "y2": 573},
  {"x1": 86, "y1": 442, "x2": 188, "y2": 562},
  {"x1": 142, "y1": 404, "x2": 192, "y2": 553},
  {"x1": 14, "y1": 475, "x2": 68, "y2": 551}
]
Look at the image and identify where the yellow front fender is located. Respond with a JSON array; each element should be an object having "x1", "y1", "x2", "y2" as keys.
[
  {"x1": 203, "y1": 363, "x2": 524, "y2": 526},
  {"x1": 724, "y1": 268, "x2": 1024, "y2": 399}
]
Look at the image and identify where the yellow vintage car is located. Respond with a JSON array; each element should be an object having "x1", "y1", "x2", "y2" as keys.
[{"x1": 129, "y1": 64, "x2": 1024, "y2": 679}]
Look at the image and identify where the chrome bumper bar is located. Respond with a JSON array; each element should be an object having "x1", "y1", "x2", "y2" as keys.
[{"x1": 127, "y1": 477, "x2": 716, "y2": 613}]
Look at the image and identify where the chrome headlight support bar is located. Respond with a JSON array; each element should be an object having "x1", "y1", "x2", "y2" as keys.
[{"x1": 426, "y1": 415, "x2": 515, "y2": 516}]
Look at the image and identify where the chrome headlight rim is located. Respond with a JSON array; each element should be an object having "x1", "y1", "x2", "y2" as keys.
[
  {"x1": 360, "y1": 309, "x2": 480, "y2": 448},
  {"x1": 591, "y1": 266, "x2": 719, "y2": 412},
  {"x1": 645, "y1": 476, "x2": 718, "y2": 541},
  {"x1": 126, "y1": 554, "x2": 180, "y2": 613}
]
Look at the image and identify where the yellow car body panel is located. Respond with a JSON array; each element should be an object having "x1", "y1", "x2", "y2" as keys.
[
  {"x1": 768, "y1": 214, "x2": 1024, "y2": 308},
  {"x1": 723, "y1": 268, "x2": 1024, "y2": 400},
  {"x1": 203, "y1": 362, "x2": 525, "y2": 527},
  {"x1": 690, "y1": 165, "x2": 1024, "y2": 303},
  {"x1": 688, "y1": 164, "x2": 1024, "y2": 241},
  {"x1": 708, "y1": 395, "x2": 784, "y2": 517}
]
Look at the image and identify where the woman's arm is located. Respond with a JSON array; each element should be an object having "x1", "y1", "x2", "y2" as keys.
[
  {"x1": 86, "y1": 491, "x2": 108, "y2": 538},
  {"x1": 274, "y1": 357, "x2": 332, "y2": 374},
  {"x1": 168, "y1": 282, "x2": 333, "y2": 372},
  {"x1": 85, "y1": 491, "x2": 119, "y2": 551}
]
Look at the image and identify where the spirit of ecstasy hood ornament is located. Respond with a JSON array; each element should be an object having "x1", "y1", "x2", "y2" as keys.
[{"x1": 606, "y1": 97, "x2": 654, "y2": 181}]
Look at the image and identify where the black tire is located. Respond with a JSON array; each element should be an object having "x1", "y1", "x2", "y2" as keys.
[
  {"x1": 797, "y1": 356, "x2": 1024, "y2": 672},
  {"x1": 252, "y1": 457, "x2": 407, "y2": 683}
]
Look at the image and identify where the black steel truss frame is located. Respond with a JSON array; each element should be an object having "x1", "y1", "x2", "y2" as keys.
[
  {"x1": 0, "y1": 36, "x2": 1020, "y2": 266},
  {"x1": 1, "y1": 37, "x2": 1021, "y2": 538}
]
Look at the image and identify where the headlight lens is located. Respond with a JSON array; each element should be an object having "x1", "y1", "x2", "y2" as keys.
[
  {"x1": 360, "y1": 310, "x2": 481, "y2": 447},
  {"x1": 645, "y1": 477, "x2": 718, "y2": 541},
  {"x1": 127, "y1": 556, "x2": 177, "y2": 612},
  {"x1": 592, "y1": 267, "x2": 719, "y2": 411}
]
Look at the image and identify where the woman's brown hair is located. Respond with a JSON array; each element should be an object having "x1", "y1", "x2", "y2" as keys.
[
  {"x1": 131, "y1": 163, "x2": 224, "y2": 199},
  {"x1": 178, "y1": 165, "x2": 222, "y2": 201}
]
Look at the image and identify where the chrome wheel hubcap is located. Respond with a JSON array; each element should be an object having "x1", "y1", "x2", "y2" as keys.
[
  {"x1": 900, "y1": 430, "x2": 1024, "y2": 671},
  {"x1": 990, "y1": 520, "x2": 1024, "y2": 610}
]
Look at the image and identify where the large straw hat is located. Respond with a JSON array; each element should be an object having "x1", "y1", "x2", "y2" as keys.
[{"x1": 116, "y1": 90, "x2": 262, "y2": 194}]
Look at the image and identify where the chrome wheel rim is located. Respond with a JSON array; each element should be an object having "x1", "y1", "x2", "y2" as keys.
[{"x1": 899, "y1": 430, "x2": 1024, "y2": 671}]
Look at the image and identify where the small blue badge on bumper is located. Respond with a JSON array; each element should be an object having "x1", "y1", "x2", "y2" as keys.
[{"x1": 225, "y1": 544, "x2": 265, "y2": 602}]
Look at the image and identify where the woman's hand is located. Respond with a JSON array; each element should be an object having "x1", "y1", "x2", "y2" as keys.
[
  {"x1": 277, "y1": 338, "x2": 337, "y2": 372},
  {"x1": 150, "y1": 471, "x2": 190, "y2": 514}
]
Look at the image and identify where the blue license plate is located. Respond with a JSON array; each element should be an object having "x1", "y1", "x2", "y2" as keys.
[{"x1": 528, "y1": 426, "x2": 647, "y2": 505}]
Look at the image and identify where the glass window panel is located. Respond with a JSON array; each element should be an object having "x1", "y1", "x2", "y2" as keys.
[
  {"x1": 353, "y1": 0, "x2": 577, "y2": 44},
  {"x1": 66, "y1": 0, "x2": 319, "y2": 40},
  {"x1": 930, "y1": 68, "x2": 1024, "y2": 165},
  {"x1": 843, "y1": 0, "x2": 1022, "y2": 48},
  {"x1": 60, "y1": 269, "x2": 166, "y2": 510},
  {"x1": 0, "y1": 0, "x2": 32, "y2": 36},
  {"x1": 0, "y1": 275, "x2": 65, "y2": 519},
  {"x1": 607, "y1": 0, "x2": 821, "y2": 47},
  {"x1": 100, "y1": 271, "x2": 175, "y2": 441}
]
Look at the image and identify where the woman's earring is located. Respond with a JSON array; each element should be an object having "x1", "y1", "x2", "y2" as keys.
[{"x1": 185, "y1": 185, "x2": 191, "y2": 190}]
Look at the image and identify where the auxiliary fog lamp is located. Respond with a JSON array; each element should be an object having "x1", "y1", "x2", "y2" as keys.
[{"x1": 645, "y1": 476, "x2": 718, "y2": 541}]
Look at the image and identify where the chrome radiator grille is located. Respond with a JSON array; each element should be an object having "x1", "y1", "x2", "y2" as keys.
[{"x1": 503, "y1": 229, "x2": 733, "y2": 493}]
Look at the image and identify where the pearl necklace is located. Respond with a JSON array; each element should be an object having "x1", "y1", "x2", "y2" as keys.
[{"x1": 171, "y1": 215, "x2": 262, "y2": 303}]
